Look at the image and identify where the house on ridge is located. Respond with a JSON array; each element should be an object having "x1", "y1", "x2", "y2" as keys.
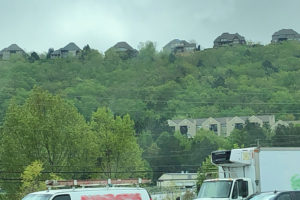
[
  {"x1": 0, "y1": 44, "x2": 25, "y2": 60},
  {"x1": 213, "y1": 33, "x2": 246, "y2": 47},
  {"x1": 271, "y1": 29, "x2": 300, "y2": 43},
  {"x1": 49, "y1": 42, "x2": 81, "y2": 58},
  {"x1": 163, "y1": 39, "x2": 197, "y2": 54},
  {"x1": 106, "y1": 41, "x2": 138, "y2": 58}
]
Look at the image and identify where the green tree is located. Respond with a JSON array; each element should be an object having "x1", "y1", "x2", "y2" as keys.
[
  {"x1": 272, "y1": 125, "x2": 300, "y2": 147},
  {"x1": 138, "y1": 130, "x2": 154, "y2": 149},
  {"x1": 19, "y1": 161, "x2": 46, "y2": 199},
  {"x1": 228, "y1": 122, "x2": 268, "y2": 147},
  {"x1": 29, "y1": 52, "x2": 40, "y2": 62},
  {"x1": 155, "y1": 132, "x2": 183, "y2": 173},
  {"x1": 90, "y1": 107, "x2": 148, "y2": 179},
  {"x1": 0, "y1": 87, "x2": 97, "y2": 195},
  {"x1": 196, "y1": 155, "x2": 218, "y2": 192},
  {"x1": 262, "y1": 60, "x2": 278, "y2": 76},
  {"x1": 189, "y1": 130, "x2": 230, "y2": 168}
]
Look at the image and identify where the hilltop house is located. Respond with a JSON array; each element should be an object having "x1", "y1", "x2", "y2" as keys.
[
  {"x1": 49, "y1": 42, "x2": 81, "y2": 58},
  {"x1": 271, "y1": 29, "x2": 300, "y2": 43},
  {"x1": 213, "y1": 33, "x2": 246, "y2": 47},
  {"x1": 0, "y1": 44, "x2": 25, "y2": 60},
  {"x1": 106, "y1": 41, "x2": 138, "y2": 58},
  {"x1": 168, "y1": 115, "x2": 278, "y2": 138},
  {"x1": 163, "y1": 39, "x2": 197, "y2": 54}
]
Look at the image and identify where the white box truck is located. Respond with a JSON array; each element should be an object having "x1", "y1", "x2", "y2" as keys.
[{"x1": 195, "y1": 147, "x2": 300, "y2": 200}]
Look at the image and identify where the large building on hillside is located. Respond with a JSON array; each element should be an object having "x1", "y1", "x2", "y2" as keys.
[
  {"x1": 271, "y1": 29, "x2": 300, "y2": 43},
  {"x1": 167, "y1": 115, "x2": 290, "y2": 138},
  {"x1": 163, "y1": 39, "x2": 197, "y2": 54},
  {"x1": 0, "y1": 44, "x2": 25, "y2": 60},
  {"x1": 213, "y1": 33, "x2": 246, "y2": 47},
  {"x1": 106, "y1": 41, "x2": 138, "y2": 58},
  {"x1": 49, "y1": 42, "x2": 81, "y2": 58}
]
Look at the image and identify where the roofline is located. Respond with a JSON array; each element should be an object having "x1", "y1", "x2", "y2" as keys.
[{"x1": 30, "y1": 187, "x2": 147, "y2": 195}]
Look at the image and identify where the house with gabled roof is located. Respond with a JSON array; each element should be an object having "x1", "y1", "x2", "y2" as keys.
[
  {"x1": 106, "y1": 41, "x2": 138, "y2": 58},
  {"x1": 50, "y1": 42, "x2": 81, "y2": 58},
  {"x1": 168, "y1": 115, "x2": 276, "y2": 137},
  {"x1": 163, "y1": 39, "x2": 196, "y2": 54},
  {"x1": 271, "y1": 29, "x2": 300, "y2": 43},
  {"x1": 111, "y1": 41, "x2": 136, "y2": 52},
  {"x1": 213, "y1": 33, "x2": 246, "y2": 47},
  {"x1": 202, "y1": 117, "x2": 221, "y2": 136},
  {"x1": 0, "y1": 44, "x2": 25, "y2": 60}
]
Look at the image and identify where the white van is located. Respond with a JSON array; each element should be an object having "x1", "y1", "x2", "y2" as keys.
[{"x1": 22, "y1": 187, "x2": 152, "y2": 200}]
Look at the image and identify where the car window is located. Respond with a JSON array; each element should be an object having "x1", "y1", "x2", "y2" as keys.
[
  {"x1": 276, "y1": 193, "x2": 291, "y2": 200},
  {"x1": 294, "y1": 191, "x2": 300, "y2": 200},
  {"x1": 237, "y1": 179, "x2": 248, "y2": 197},
  {"x1": 232, "y1": 182, "x2": 238, "y2": 199},
  {"x1": 52, "y1": 195, "x2": 71, "y2": 200},
  {"x1": 247, "y1": 193, "x2": 276, "y2": 200},
  {"x1": 22, "y1": 194, "x2": 52, "y2": 200}
]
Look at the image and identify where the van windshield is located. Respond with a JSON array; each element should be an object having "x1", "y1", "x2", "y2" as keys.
[
  {"x1": 22, "y1": 194, "x2": 52, "y2": 200},
  {"x1": 198, "y1": 180, "x2": 233, "y2": 198}
]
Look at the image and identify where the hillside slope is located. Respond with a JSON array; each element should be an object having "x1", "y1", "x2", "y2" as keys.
[{"x1": 0, "y1": 41, "x2": 299, "y2": 134}]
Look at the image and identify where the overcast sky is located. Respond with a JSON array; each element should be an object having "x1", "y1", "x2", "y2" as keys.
[{"x1": 1, "y1": 0, "x2": 300, "y2": 53}]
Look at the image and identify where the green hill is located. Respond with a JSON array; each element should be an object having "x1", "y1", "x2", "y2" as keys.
[{"x1": 0, "y1": 41, "x2": 300, "y2": 134}]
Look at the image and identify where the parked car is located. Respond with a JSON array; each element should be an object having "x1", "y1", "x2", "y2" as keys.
[
  {"x1": 22, "y1": 187, "x2": 152, "y2": 200},
  {"x1": 246, "y1": 191, "x2": 300, "y2": 200}
]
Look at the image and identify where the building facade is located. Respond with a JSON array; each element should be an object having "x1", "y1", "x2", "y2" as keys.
[
  {"x1": 168, "y1": 115, "x2": 277, "y2": 138},
  {"x1": 213, "y1": 33, "x2": 246, "y2": 47},
  {"x1": 271, "y1": 29, "x2": 300, "y2": 43},
  {"x1": 49, "y1": 42, "x2": 81, "y2": 58},
  {"x1": 0, "y1": 44, "x2": 25, "y2": 60},
  {"x1": 163, "y1": 39, "x2": 197, "y2": 53},
  {"x1": 106, "y1": 41, "x2": 138, "y2": 58}
]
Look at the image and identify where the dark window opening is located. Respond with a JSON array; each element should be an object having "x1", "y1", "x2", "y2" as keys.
[
  {"x1": 237, "y1": 180, "x2": 248, "y2": 198},
  {"x1": 263, "y1": 121, "x2": 270, "y2": 127},
  {"x1": 235, "y1": 123, "x2": 243, "y2": 130},
  {"x1": 53, "y1": 195, "x2": 71, "y2": 200},
  {"x1": 180, "y1": 126, "x2": 188, "y2": 135},
  {"x1": 232, "y1": 182, "x2": 238, "y2": 199},
  {"x1": 250, "y1": 122, "x2": 260, "y2": 127},
  {"x1": 209, "y1": 124, "x2": 218, "y2": 133},
  {"x1": 232, "y1": 180, "x2": 248, "y2": 199},
  {"x1": 278, "y1": 38, "x2": 288, "y2": 42}
]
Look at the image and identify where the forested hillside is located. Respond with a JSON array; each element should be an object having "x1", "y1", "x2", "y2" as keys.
[
  {"x1": 1, "y1": 41, "x2": 299, "y2": 129},
  {"x1": 0, "y1": 41, "x2": 300, "y2": 196}
]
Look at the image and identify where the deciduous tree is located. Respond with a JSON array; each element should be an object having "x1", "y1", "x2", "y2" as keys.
[{"x1": 90, "y1": 107, "x2": 148, "y2": 179}]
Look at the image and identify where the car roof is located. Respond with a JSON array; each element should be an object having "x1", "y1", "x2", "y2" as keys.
[
  {"x1": 247, "y1": 191, "x2": 300, "y2": 199},
  {"x1": 30, "y1": 187, "x2": 148, "y2": 195}
]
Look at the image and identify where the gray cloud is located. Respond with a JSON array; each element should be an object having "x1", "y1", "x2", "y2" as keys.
[{"x1": 0, "y1": 0, "x2": 299, "y2": 53}]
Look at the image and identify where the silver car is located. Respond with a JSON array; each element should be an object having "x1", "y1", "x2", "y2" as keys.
[{"x1": 246, "y1": 191, "x2": 300, "y2": 200}]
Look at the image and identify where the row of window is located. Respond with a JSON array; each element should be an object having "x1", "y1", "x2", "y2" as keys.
[{"x1": 179, "y1": 122, "x2": 269, "y2": 135}]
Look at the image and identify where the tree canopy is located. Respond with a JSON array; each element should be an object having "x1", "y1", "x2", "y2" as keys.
[{"x1": 0, "y1": 41, "x2": 300, "y2": 196}]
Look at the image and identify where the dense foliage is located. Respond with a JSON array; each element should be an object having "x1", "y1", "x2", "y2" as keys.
[
  {"x1": 0, "y1": 88, "x2": 148, "y2": 198},
  {"x1": 1, "y1": 42, "x2": 299, "y2": 127},
  {"x1": 0, "y1": 41, "x2": 300, "y2": 197}
]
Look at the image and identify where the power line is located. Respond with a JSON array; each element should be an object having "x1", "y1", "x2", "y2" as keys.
[{"x1": 5, "y1": 95, "x2": 300, "y2": 105}]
